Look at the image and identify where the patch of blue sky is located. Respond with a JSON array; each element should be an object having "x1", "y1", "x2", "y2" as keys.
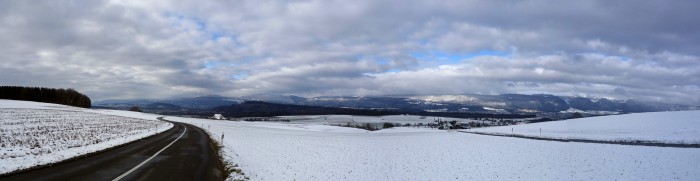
[
  {"x1": 412, "y1": 50, "x2": 510, "y2": 64},
  {"x1": 190, "y1": 18, "x2": 230, "y2": 41},
  {"x1": 164, "y1": 12, "x2": 230, "y2": 41},
  {"x1": 600, "y1": 55, "x2": 631, "y2": 62},
  {"x1": 232, "y1": 73, "x2": 248, "y2": 80},
  {"x1": 164, "y1": 11, "x2": 185, "y2": 21},
  {"x1": 354, "y1": 54, "x2": 364, "y2": 60},
  {"x1": 204, "y1": 61, "x2": 236, "y2": 69},
  {"x1": 209, "y1": 31, "x2": 225, "y2": 40},
  {"x1": 385, "y1": 69, "x2": 402, "y2": 73},
  {"x1": 375, "y1": 57, "x2": 391, "y2": 65},
  {"x1": 584, "y1": 52, "x2": 632, "y2": 62},
  {"x1": 165, "y1": 11, "x2": 206, "y2": 30},
  {"x1": 193, "y1": 18, "x2": 206, "y2": 30}
]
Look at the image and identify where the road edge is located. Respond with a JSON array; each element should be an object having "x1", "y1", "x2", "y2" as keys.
[{"x1": 160, "y1": 117, "x2": 249, "y2": 181}]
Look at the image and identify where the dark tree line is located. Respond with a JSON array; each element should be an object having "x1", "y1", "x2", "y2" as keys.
[
  {"x1": 0, "y1": 86, "x2": 91, "y2": 108},
  {"x1": 213, "y1": 101, "x2": 397, "y2": 118}
]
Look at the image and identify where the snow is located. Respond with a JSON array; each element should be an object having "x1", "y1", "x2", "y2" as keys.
[
  {"x1": 483, "y1": 106, "x2": 510, "y2": 113},
  {"x1": 467, "y1": 110, "x2": 700, "y2": 144},
  {"x1": 276, "y1": 114, "x2": 478, "y2": 125},
  {"x1": 169, "y1": 116, "x2": 700, "y2": 181},
  {"x1": 87, "y1": 108, "x2": 165, "y2": 121},
  {"x1": 3, "y1": 99, "x2": 698, "y2": 180},
  {"x1": 409, "y1": 95, "x2": 479, "y2": 103},
  {"x1": 0, "y1": 100, "x2": 76, "y2": 110},
  {"x1": 560, "y1": 107, "x2": 620, "y2": 115},
  {"x1": 562, "y1": 107, "x2": 585, "y2": 113},
  {"x1": 0, "y1": 100, "x2": 172, "y2": 175}
]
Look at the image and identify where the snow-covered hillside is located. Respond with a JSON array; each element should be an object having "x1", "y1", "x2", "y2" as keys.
[
  {"x1": 169, "y1": 116, "x2": 700, "y2": 180},
  {"x1": 0, "y1": 100, "x2": 172, "y2": 175},
  {"x1": 467, "y1": 110, "x2": 700, "y2": 144}
]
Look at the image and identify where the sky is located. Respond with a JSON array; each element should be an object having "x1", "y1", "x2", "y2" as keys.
[{"x1": 1, "y1": 0, "x2": 699, "y2": 105}]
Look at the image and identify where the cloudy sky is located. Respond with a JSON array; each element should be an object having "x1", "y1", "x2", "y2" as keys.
[{"x1": 1, "y1": 0, "x2": 699, "y2": 104}]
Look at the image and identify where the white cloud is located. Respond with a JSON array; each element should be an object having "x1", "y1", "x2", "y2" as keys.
[{"x1": 0, "y1": 0, "x2": 698, "y2": 105}]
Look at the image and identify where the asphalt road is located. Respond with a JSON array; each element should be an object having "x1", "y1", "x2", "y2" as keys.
[{"x1": 1, "y1": 119, "x2": 223, "y2": 181}]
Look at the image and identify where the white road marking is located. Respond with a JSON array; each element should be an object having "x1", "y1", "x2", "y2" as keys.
[{"x1": 112, "y1": 124, "x2": 187, "y2": 181}]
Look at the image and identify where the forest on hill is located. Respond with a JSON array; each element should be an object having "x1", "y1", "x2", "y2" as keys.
[{"x1": 0, "y1": 86, "x2": 91, "y2": 108}]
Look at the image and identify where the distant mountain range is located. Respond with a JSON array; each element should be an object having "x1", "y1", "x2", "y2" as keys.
[
  {"x1": 95, "y1": 95, "x2": 243, "y2": 110},
  {"x1": 94, "y1": 94, "x2": 698, "y2": 114},
  {"x1": 211, "y1": 101, "x2": 537, "y2": 119}
]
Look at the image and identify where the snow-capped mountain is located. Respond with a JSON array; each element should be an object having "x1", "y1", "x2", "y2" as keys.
[{"x1": 294, "y1": 94, "x2": 697, "y2": 113}]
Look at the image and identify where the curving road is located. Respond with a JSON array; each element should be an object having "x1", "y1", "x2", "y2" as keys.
[{"x1": 1, "y1": 118, "x2": 222, "y2": 181}]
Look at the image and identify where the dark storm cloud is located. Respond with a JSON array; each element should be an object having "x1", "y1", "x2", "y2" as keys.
[{"x1": 0, "y1": 0, "x2": 698, "y2": 104}]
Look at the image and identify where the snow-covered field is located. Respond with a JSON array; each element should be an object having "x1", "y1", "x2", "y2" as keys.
[
  {"x1": 169, "y1": 116, "x2": 700, "y2": 180},
  {"x1": 466, "y1": 110, "x2": 700, "y2": 144},
  {"x1": 0, "y1": 100, "x2": 172, "y2": 175},
  {"x1": 276, "y1": 114, "x2": 482, "y2": 125},
  {"x1": 4, "y1": 99, "x2": 698, "y2": 180}
]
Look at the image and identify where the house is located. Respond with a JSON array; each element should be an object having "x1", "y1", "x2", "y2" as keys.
[
  {"x1": 210, "y1": 114, "x2": 226, "y2": 120},
  {"x1": 455, "y1": 122, "x2": 470, "y2": 129}
]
